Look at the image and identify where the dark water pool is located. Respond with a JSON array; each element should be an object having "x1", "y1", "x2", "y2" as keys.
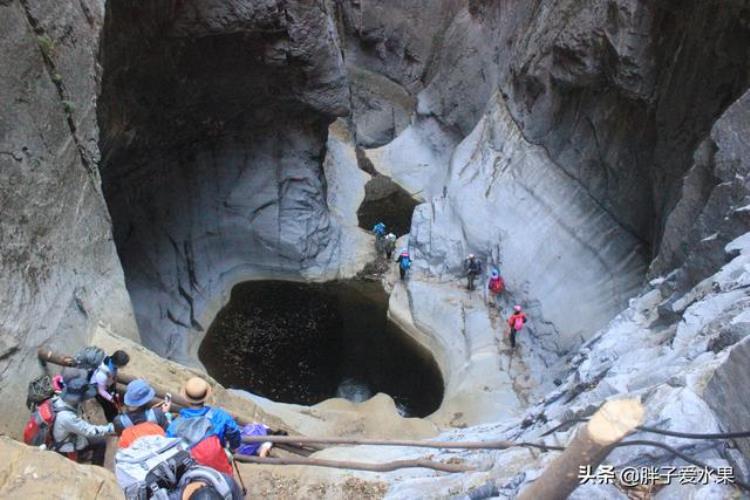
[{"x1": 199, "y1": 280, "x2": 444, "y2": 417}]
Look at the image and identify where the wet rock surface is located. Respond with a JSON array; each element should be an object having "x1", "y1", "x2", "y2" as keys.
[{"x1": 200, "y1": 280, "x2": 443, "y2": 417}]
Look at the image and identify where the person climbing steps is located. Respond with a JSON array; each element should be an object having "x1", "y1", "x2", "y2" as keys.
[
  {"x1": 487, "y1": 268, "x2": 505, "y2": 304},
  {"x1": 396, "y1": 249, "x2": 411, "y2": 280},
  {"x1": 507, "y1": 305, "x2": 527, "y2": 349},
  {"x1": 384, "y1": 232, "x2": 397, "y2": 259},
  {"x1": 372, "y1": 222, "x2": 386, "y2": 254},
  {"x1": 464, "y1": 254, "x2": 482, "y2": 291}
]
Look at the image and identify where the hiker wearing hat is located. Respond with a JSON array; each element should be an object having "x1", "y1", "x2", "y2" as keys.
[
  {"x1": 167, "y1": 377, "x2": 241, "y2": 474},
  {"x1": 113, "y1": 379, "x2": 172, "y2": 448},
  {"x1": 51, "y1": 370, "x2": 114, "y2": 465}
]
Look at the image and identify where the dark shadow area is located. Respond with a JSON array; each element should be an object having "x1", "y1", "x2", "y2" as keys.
[
  {"x1": 199, "y1": 280, "x2": 443, "y2": 417},
  {"x1": 357, "y1": 175, "x2": 419, "y2": 237}
]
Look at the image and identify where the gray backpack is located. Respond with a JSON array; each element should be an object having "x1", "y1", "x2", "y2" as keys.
[
  {"x1": 168, "y1": 409, "x2": 215, "y2": 446},
  {"x1": 73, "y1": 346, "x2": 106, "y2": 371},
  {"x1": 115, "y1": 436, "x2": 194, "y2": 500},
  {"x1": 176, "y1": 465, "x2": 234, "y2": 499}
]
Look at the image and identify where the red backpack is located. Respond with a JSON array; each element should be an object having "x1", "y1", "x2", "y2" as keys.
[
  {"x1": 169, "y1": 409, "x2": 233, "y2": 475},
  {"x1": 190, "y1": 435, "x2": 232, "y2": 474},
  {"x1": 23, "y1": 399, "x2": 56, "y2": 447},
  {"x1": 511, "y1": 313, "x2": 527, "y2": 332},
  {"x1": 489, "y1": 276, "x2": 505, "y2": 294}
]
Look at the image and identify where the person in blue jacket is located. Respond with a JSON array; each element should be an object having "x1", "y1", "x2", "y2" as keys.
[{"x1": 167, "y1": 377, "x2": 241, "y2": 450}]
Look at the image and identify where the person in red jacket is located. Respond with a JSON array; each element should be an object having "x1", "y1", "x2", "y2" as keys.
[
  {"x1": 507, "y1": 305, "x2": 527, "y2": 349},
  {"x1": 487, "y1": 268, "x2": 505, "y2": 304}
]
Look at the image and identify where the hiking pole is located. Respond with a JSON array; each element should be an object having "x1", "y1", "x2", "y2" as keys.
[{"x1": 231, "y1": 454, "x2": 248, "y2": 496}]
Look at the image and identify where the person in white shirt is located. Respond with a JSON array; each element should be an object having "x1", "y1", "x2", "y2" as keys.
[{"x1": 90, "y1": 349, "x2": 130, "y2": 421}]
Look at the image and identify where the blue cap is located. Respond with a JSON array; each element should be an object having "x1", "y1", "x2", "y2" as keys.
[{"x1": 123, "y1": 379, "x2": 156, "y2": 407}]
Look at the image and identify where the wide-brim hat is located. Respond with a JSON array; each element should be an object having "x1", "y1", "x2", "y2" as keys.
[
  {"x1": 60, "y1": 377, "x2": 96, "y2": 404},
  {"x1": 124, "y1": 379, "x2": 156, "y2": 407},
  {"x1": 181, "y1": 377, "x2": 212, "y2": 405}
]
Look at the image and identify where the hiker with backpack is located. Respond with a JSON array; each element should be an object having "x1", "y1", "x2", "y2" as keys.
[
  {"x1": 171, "y1": 463, "x2": 244, "y2": 499},
  {"x1": 464, "y1": 254, "x2": 482, "y2": 291},
  {"x1": 396, "y1": 248, "x2": 412, "y2": 280},
  {"x1": 383, "y1": 233, "x2": 397, "y2": 259},
  {"x1": 372, "y1": 222, "x2": 386, "y2": 239},
  {"x1": 167, "y1": 377, "x2": 242, "y2": 475},
  {"x1": 487, "y1": 268, "x2": 505, "y2": 303},
  {"x1": 372, "y1": 222, "x2": 386, "y2": 253},
  {"x1": 90, "y1": 349, "x2": 130, "y2": 422},
  {"x1": 507, "y1": 305, "x2": 528, "y2": 349},
  {"x1": 115, "y1": 435, "x2": 244, "y2": 500},
  {"x1": 113, "y1": 379, "x2": 172, "y2": 448},
  {"x1": 49, "y1": 371, "x2": 114, "y2": 465}
]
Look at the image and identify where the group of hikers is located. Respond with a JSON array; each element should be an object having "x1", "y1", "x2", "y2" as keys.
[
  {"x1": 372, "y1": 222, "x2": 411, "y2": 280},
  {"x1": 372, "y1": 223, "x2": 529, "y2": 349},
  {"x1": 24, "y1": 347, "x2": 278, "y2": 499}
]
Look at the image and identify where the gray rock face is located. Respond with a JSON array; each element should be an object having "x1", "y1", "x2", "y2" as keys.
[
  {"x1": 415, "y1": 0, "x2": 750, "y2": 245},
  {"x1": 98, "y1": 0, "x2": 354, "y2": 363},
  {"x1": 652, "y1": 89, "x2": 750, "y2": 288},
  {"x1": 0, "y1": 0, "x2": 136, "y2": 435}
]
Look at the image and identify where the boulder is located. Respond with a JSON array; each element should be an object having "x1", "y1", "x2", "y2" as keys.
[{"x1": 0, "y1": 436, "x2": 123, "y2": 499}]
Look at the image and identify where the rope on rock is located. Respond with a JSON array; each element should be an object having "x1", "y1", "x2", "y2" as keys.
[
  {"x1": 240, "y1": 434, "x2": 563, "y2": 451},
  {"x1": 234, "y1": 454, "x2": 475, "y2": 473}
]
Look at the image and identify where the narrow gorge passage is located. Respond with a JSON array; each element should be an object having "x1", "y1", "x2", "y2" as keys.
[{"x1": 199, "y1": 280, "x2": 444, "y2": 418}]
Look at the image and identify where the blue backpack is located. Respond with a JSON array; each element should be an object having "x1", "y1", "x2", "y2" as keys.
[
  {"x1": 400, "y1": 257, "x2": 411, "y2": 270},
  {"x1": 373, "y1": 223, "x2": 386, "y2": 236}
]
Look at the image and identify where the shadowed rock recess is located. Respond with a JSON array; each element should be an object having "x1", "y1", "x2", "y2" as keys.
[{"x1": 2, "y1": 0, "x2": 750, "y2": 497}]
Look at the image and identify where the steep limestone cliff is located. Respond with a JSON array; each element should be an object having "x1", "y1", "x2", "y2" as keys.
[{"x1": 0, "y1": 0, "x2": 137, "y2": 436}]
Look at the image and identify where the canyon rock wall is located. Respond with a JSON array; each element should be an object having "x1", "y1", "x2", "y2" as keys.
[
  {"x1": 0, "y1": 0, "x2": 136, "y2": 436},
  {"x1": 351, "y1": 0, "x2": 749, "y2": 365},
  {"x1": 97, "y1": 1, "x2": 372, "y2": 364}
]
